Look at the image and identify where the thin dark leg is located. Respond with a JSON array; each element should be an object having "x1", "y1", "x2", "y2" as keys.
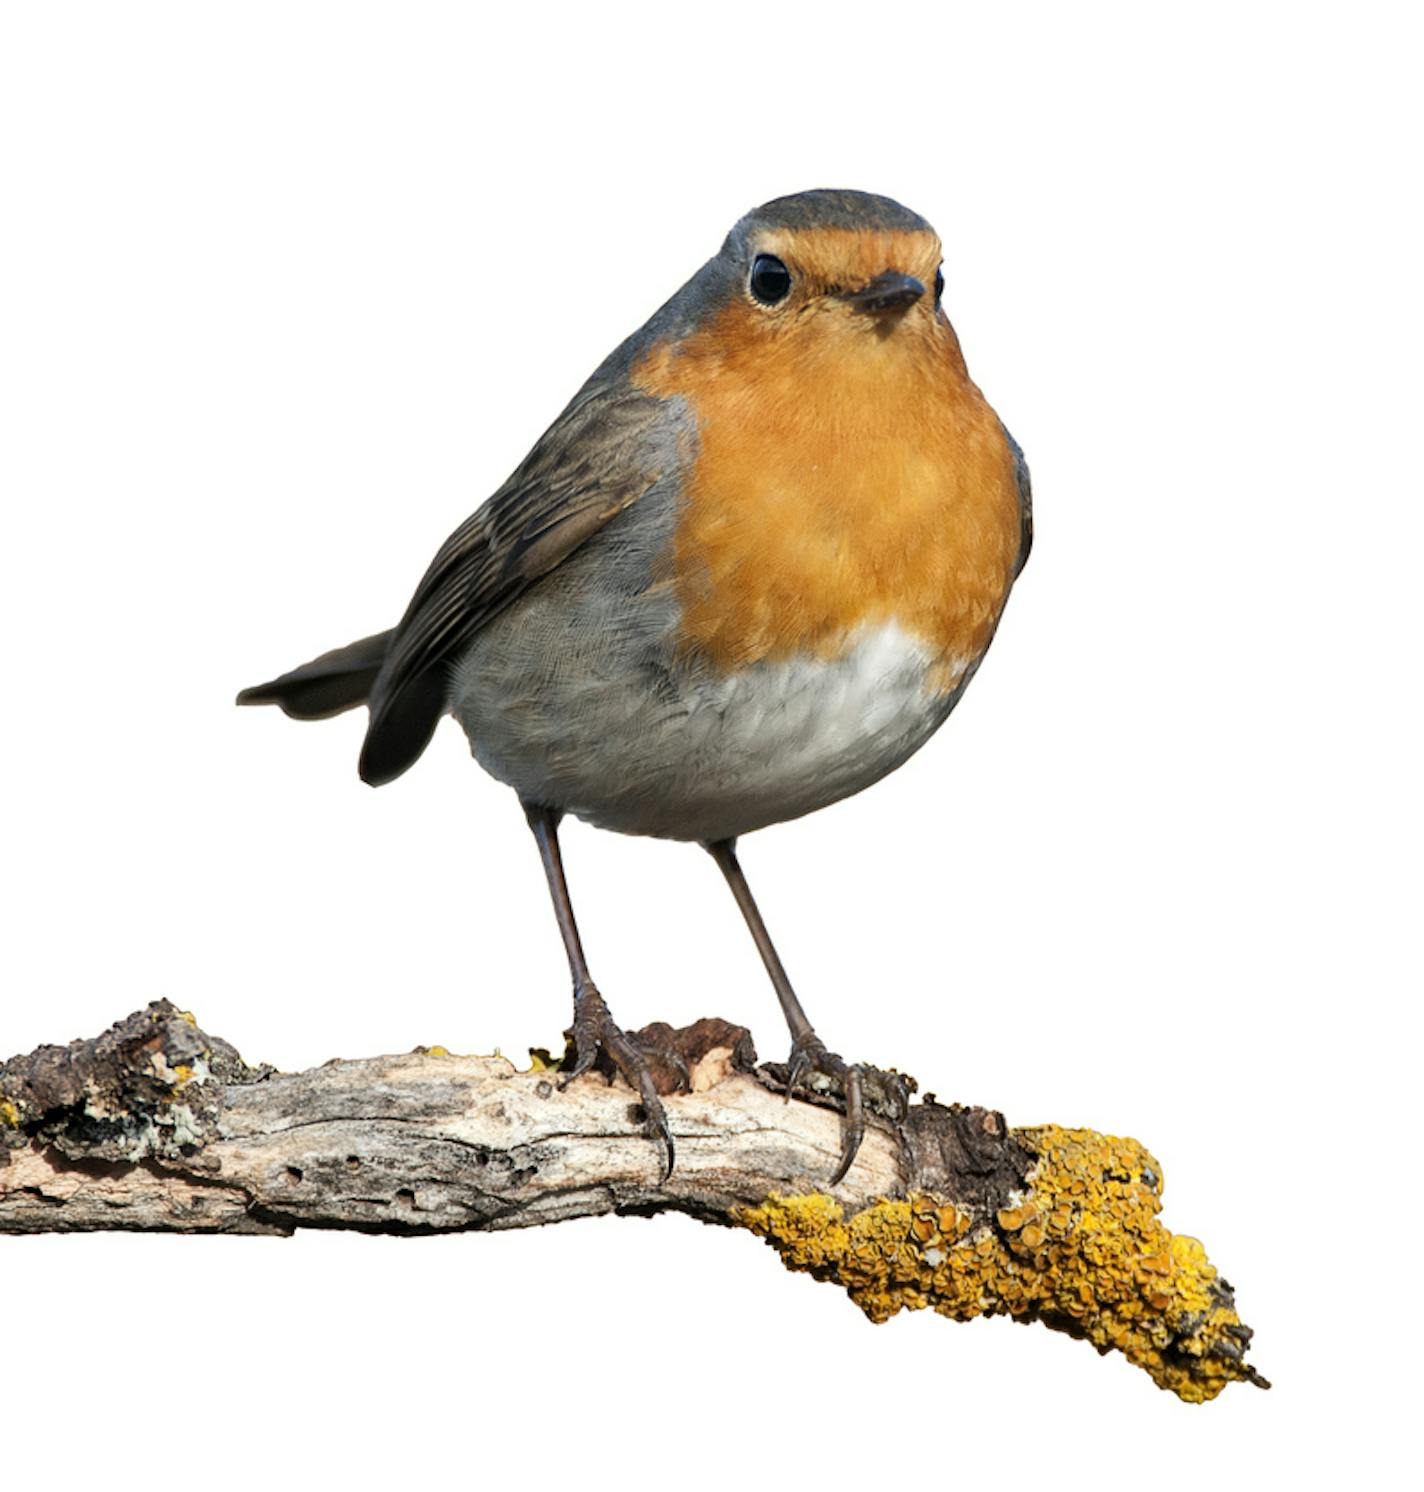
[
  {"x1": 523, "y1": 801, "x2": 674, "y2": 1178},
  {"x1": 523, "y1": 802, "x2": 593, "y2": 989},
  {"x1": 704, "y1": 837, "x2": 866, "y2": 1184},
  {"x1": 703, "y1": 838, "x2": 816, "y2": 1046}
]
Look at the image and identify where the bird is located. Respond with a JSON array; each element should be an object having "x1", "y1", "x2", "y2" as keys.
[{"x1": 238, "y1": 188, "x2": 1032, "y2": 1185}]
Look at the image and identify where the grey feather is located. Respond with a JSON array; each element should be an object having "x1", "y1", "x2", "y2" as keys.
[
  {"x1": 358, "y1": 379, "x2": 690, "y2": 787},
  {"x1": 237, "y1": 631, "x2": 393, "y2": 720}
]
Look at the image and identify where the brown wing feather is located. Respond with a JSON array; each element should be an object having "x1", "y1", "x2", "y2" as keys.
[{"x1": 358, "y1": 382, "x2": 673, "y2": 786}]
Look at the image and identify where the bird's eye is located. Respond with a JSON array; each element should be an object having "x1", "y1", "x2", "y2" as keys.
[
  {"x1": 750, "y1": 254, "x2": 792, "y2": 305},
  {"x1": 934, "y1": 266, "x2": 945, "y2": 306}
]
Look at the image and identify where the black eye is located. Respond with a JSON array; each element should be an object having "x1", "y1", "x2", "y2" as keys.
[
  {"x1": 934, "y1": 266, "x2": 945, "y2": 306},
  {"x1": 750, "y1": 253, "x2": 792, "y2": 305}
]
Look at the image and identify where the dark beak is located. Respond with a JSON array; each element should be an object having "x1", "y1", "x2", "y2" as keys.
[{"x1": 841, "y1": 271, "x2": 926, "y2": 315}]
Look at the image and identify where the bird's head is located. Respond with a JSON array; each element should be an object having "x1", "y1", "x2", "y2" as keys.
[
  {"x1": 712, "y1": 189, "x2": 956, "y2": 368},
  {"x1": 632, "y1": 190, "x2": 964, "y2": 396}
]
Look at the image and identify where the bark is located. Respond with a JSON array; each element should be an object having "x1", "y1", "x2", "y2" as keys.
[{"x1": 1, "y1": 1002, "x2": 1267, "y2": 1402}]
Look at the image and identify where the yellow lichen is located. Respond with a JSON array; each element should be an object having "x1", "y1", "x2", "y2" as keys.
[
  {"x1": 737, "y1": 1125, "x2": 1262, "y2": 1403},
  {"x1": 0, "y1": 1097, "x2": 20, "y2": 1129}
]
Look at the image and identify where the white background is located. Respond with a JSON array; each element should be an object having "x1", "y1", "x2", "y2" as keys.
[{"x1": 2, "y1": 3, "x2": 1417, "y2": 1485}]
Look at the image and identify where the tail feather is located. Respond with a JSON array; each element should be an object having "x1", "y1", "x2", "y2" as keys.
[{"x1": 237, "y1": 630, "x2": 394, "y2": 721}]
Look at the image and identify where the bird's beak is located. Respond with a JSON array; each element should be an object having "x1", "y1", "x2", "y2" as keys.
[{"x1": 840, "y1": 271, "x2": 926, "y2": 315}]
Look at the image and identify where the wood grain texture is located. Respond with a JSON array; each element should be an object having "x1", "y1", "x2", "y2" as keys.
[
  {"x1": 0, "y1": 1002, "x2": 1267, "y2": 1402},
  {"x1": 0, "y1": 1002, "x2": 948, "y2": 1235}
]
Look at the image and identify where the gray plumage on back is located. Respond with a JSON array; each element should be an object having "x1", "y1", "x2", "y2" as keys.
[
  {"x1": 357, "y1": 379, "x2": 683, "y2": 786},
  {"x1": 350, "y1": 238, "x2": 762, "y2": 787}
]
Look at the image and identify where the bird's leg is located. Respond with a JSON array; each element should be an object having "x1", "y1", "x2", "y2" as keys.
[
  {"x1": 522, "y1": 801, "x2": 679, "y2": 1178},
  {"x1": 703, "y1": 838, "x2": 909, "y2": 1185}
]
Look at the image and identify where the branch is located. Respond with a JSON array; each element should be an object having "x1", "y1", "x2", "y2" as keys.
[{"x1": 1, "y1": 1001, "x2": 1266, "y2": 1402}]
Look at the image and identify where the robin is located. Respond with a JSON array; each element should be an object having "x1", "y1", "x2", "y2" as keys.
[{"x1": 239, "y1": 188, "x2": 1032, "y2": 1183}]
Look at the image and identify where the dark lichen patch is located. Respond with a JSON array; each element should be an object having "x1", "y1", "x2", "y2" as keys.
[
  {"x1": 0, "y1": 1000, "x2": 263, "y2": 1166},
  {"x1": 737, "y1": 1124, "x2": 1265, "y2": 1403},
  {"x1": 758, "y1": 1055, "x2": 913, "y2": 1125},
  {"x1": 900, "y1": 1099, "x2": 1035, "y2": 1211}
]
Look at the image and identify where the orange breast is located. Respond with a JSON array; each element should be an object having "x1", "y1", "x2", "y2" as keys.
[{"x1": 632, "y1": 298, "x2": 1022, "y2": 690}]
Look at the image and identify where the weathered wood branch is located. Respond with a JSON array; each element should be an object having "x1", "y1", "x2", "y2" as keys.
[{"x1": 1, "y1": 1002, "x2": 1266, "y2": 1402}]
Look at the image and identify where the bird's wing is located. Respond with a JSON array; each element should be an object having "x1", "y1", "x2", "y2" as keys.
[
  {"x1": 1004, "y1": 425, "x2": 1033, "y2": 576},
  {"x1": 359, "y1": 381, "x2": 678, "y2": 786}
]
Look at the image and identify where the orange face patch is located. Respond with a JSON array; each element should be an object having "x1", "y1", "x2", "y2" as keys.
[
  {"x1": 754, "y1": 226, "x2": 944, "y2": 296},
  {"x1": 632, "y1": 229, "x2": 1023, "y2": 687}
]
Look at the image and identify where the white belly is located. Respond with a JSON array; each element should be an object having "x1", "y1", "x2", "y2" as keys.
[
  {"x1": 454, "y1": 612, "x2": 970, "y2": 842},
  {"x1": 658, "y1": 621, "x2": 962, "y2": 831}
]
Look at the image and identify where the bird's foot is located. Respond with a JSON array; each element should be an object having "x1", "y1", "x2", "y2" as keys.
[
  {"x1": 778, "y1": 1032, "x2": 914, "y2": 1186},
  {"x1": 561, "y1": 983, "x2": 685, "y2": 1180}
]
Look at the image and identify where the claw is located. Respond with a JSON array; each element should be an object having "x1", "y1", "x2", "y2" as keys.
[
  {"x1": 558, "y1": 1016, "x2": 598, "y2": 1089},
  {"x1": 558, "y1": 1037, "x2": 596, "y2": 1088},
  {"x1": 559, "y1": 983, "x2": 675, "y2": 1180},
  {"x1": 602, "y1": 1022, "x2": 676, "y2": 1180},
  {"x1": 786, "y1": 1040, "x2": 814, "y2": 1103},
  {"x1": 782, "y1": 1031, "x2": 871, "y2": 1184},
  {"x1": 828, "y1": 1065, "x2": 866, "y2": 1185}
]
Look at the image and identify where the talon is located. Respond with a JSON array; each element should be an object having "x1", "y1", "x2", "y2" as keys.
[
  {"x1": 829, "y1": 1065, "x2": 866, "y2": 1186},
  {"x1": 558, "y1": 1012, "x2": 599, "y2": 1088},
  {"x1": 559, "y1": 986, "x2": 676, "y2": 1180},
  {"x1": 557, "y1": 1037, "x2": 595, "y2": 1089},
  {"x1": 782, "y1": 1031, "x2": 879, "y2": 1185},
  {"x1": 602, "y1": 1024, "x2": 675, "y2": 1178},
  {"x1": 786, "y1": 1031, "x2": 827, "y2": 1104},
  {"x1": 644, "y1": 1095, "x2": 675, "y2": 1180},
  {"x1": 785, "y1": 1048, "x2": 809, "y2": 1103},
  {"x1": 559, "y1": 1050, "x2": 594, "y2": 1087}
]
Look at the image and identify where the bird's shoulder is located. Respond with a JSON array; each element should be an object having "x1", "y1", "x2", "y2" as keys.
[{"x1": 358, "y1": 365, "x2": 693, "y2": 786}]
